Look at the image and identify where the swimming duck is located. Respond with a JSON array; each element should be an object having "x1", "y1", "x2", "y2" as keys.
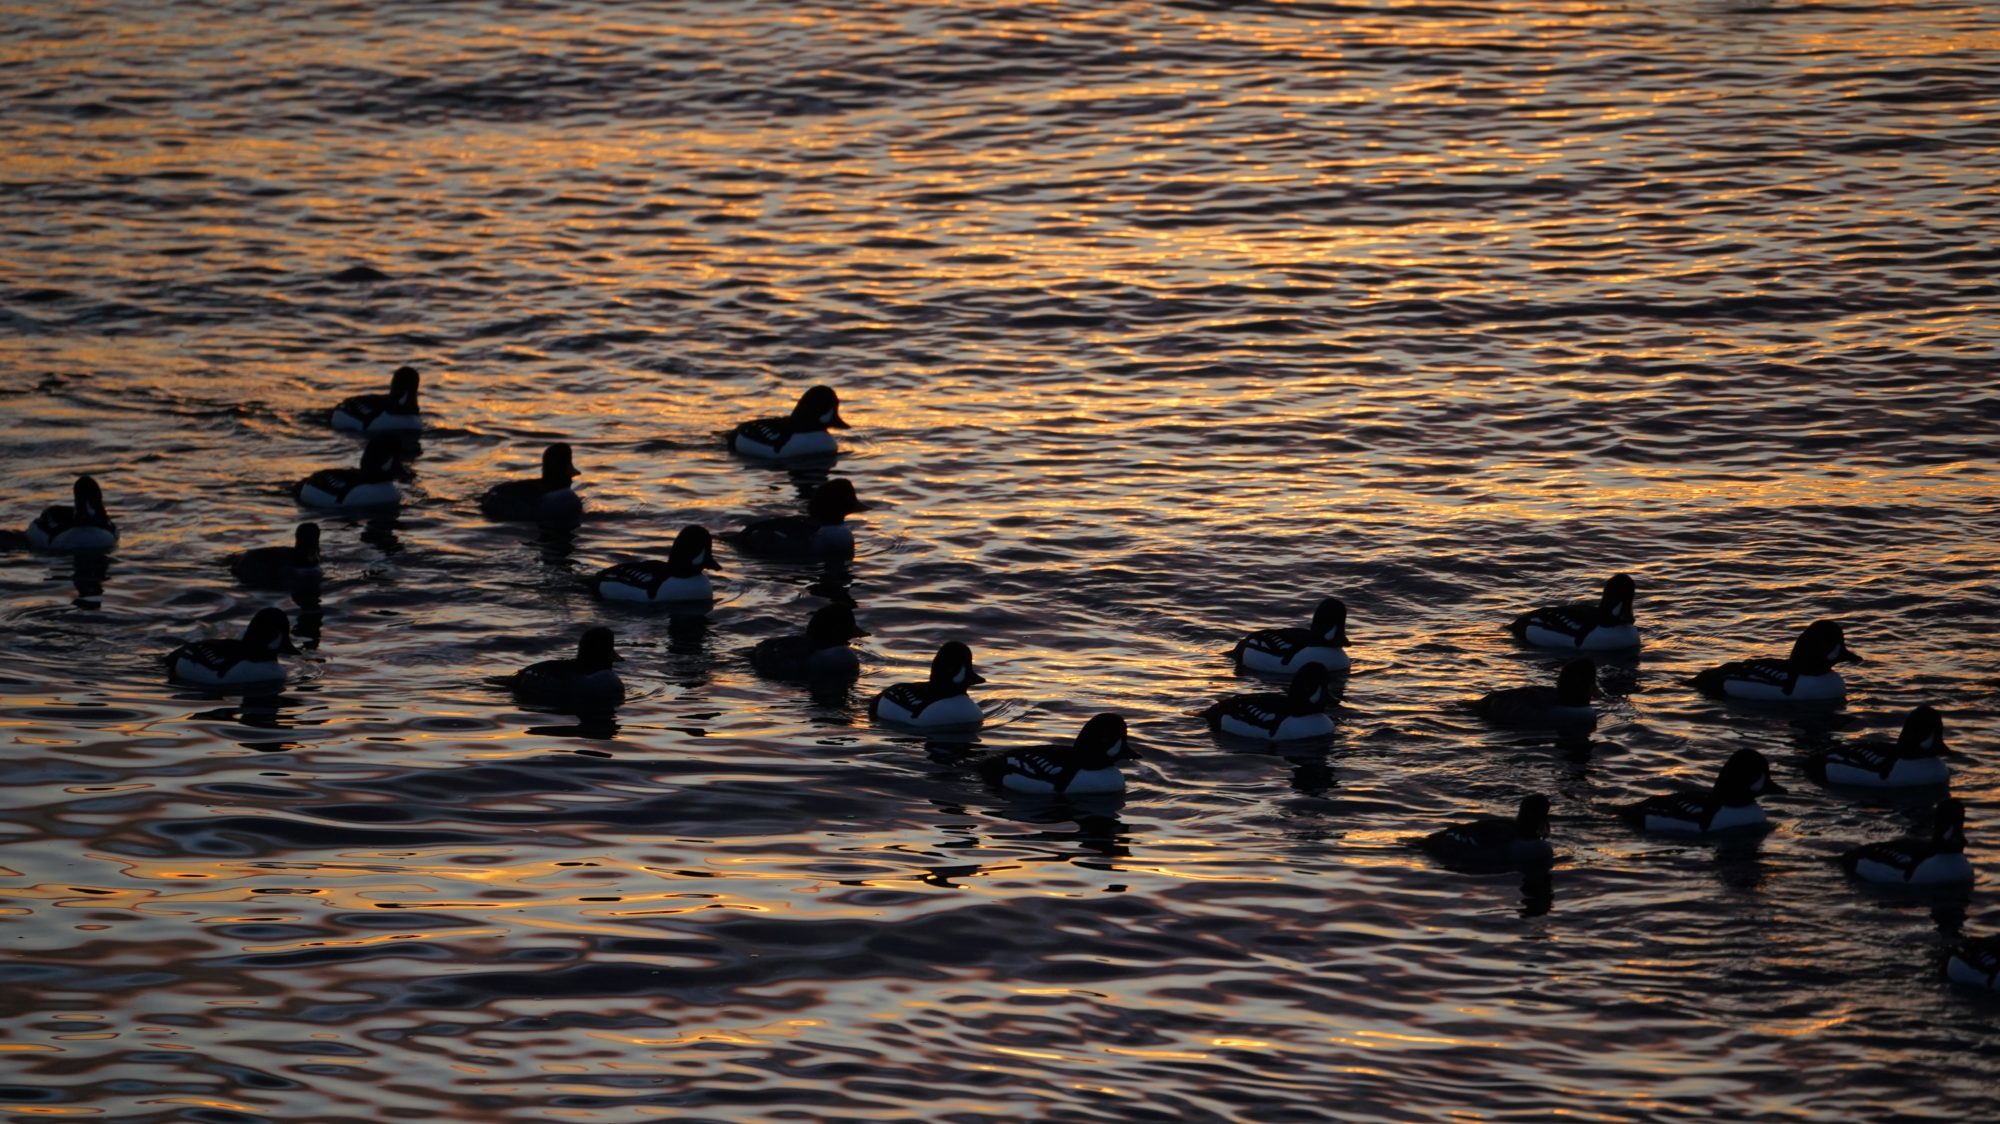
[
  {"x1": 1472, "y1": 659, "x2": 1597, "y2": 728},
  {"x1": 725, "y1": 385, "x2": 848, "y2": 459},
  {"x1": 1838, "y1": 799, "x2": 1973, "y2": 887},
  {"x1": 976, "y1": 713, "x2": 1139, "y2": 795},
  {"x1": 1690, "y1": 620, "x2": 1860, "y2": 702},
  {"x1": 1615, "y1": 748, "x2": 1787, "y2": 835},
  {"x1": 1417, "y1": 794, "x2": 1555, "y2": 866},
  {"x1": 749, "y1": 604, "x2": 867, "y2": 682},
  {"x1": 1230, "y1": 597, "x2": 1350, "y2": 675},
  {"x1": 508, "y1": 626, "x2": 623, "y2": 709},
  {"x1": 1946, "y1": 935, "x2": 2000, "y2": 992},
  {"x1": 728, "y1": 479, "x2": 866, "y2": 558},
  {"x1": 294, "y1": 434, "x2": 406, "y2": 510},
  {"x1": 26, "y1": 475, "x2": 119, "y2": 551},
  {"x1": 1804, "y1": 705, "x2": 1951, "y2": 788},
  {"x1": 588, "y1": 525, "x2": 719, "y2": 604},
  {"x1": 478, "y1": 443, "x2": 582, "y2": 523},
  {"x1": 229, "y1": 523, "x2": 322, "y2": 590},
  {"x1": 869, "y1": 641, "x2": 986, "y2": 730},
  {"x1": 1509, "y1": 573, "x2": 1638, "y2": 651},
  {"x1": 1204, "y1": 662, "x2": 1336, "y2": 741},
  {"x1": 330, "y1": 364, "x2": 421, "y2": 433},
  {"x1": 166, "y1": 607, "x2": 298, "y2": 688}
]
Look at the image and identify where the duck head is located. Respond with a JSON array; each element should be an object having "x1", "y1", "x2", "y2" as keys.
[
  {"x1": 576, "y1": 626, "x2": 620, "y2": 671},
  {"x1": 244, "y1": 607, "x2": 301, "y2": 655},
  {"x1": 929, "y1": 640, "x2": 985, "y2": 689},
  {"x1": 806, "y1": 604, "x2": 868, "y2": 650},
  {"x1": 1074, "y1": 712, "x2": 1138, "y2": 763},
  {"x1": 669, "y1": 524, "x2": 720, "y2": 571},
  {"x1": 1598, "y1": 573, "x2": 1636, "y2": 624},
  {"x1": 541, "y1": 443, "x2": 580, "y2": 485},
  {"x1": 1310, "y1": 597, "x2": 1349, "y2": 646},
  {"x1": 1555, "y1": 658, "x2": 1596, "y2": 707},
  {"x1": 792, "y1": 385, "x2": 848, "y2": 429},
  {"x1": 808, "y1": 478, "x2": 868, "y2": 524},
  {"x1": 389, "y1": 364, "x2": 420, "y2": 409}
]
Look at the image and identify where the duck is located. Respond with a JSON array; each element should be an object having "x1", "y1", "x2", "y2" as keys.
[
  {"x1": 294, "y1": 434, "x2": 406, "y2": 510},
  {"x1": 588, "y1": 525, "x2": 719, "y2": 604},
  {"x1": 478, "y1": 443, "x2": 582, "y2": 523},
  {"x1": 976, "y1": 713, "x2": 1139, "y2": 795},
  {"x1": 1615, "y1": 748, "x2": 1787, "y2": 835},
  {"x1": 330, "y1": 364, "x2": 421, "y2": 433},
  {"x1": 869, "y1": 641, "x2": 986, "y2": 730},
  {"x1": 1230, "y1": 597, "x2": 1350, "y2": 675},
  {"x1": 728, "y1": 479, "x2": 866, "y2": 559},
  {"x1": 1690, "y1": 619, "x2": 1860, "y2": 702},
  {"x1": 1946, "y1": 934, "x2": 2000, "y2": 992},
  {"x1": 166, "y1": 607, "x2": 298, "y2": 688},
  {"x1": 1417, "y1": 794, "x2": 1555, "y2": 866},
  {"x1": 26, "y1": 475, "x2": 119, "y2": 551},
  {"x1": 1804, "y1": 705, "x2": 1951, "y2": 788},
  {"x1": 228, "y1": 523, "x2": 322, "y2": 590},
  {"x1": 1838, "y1": 799, "x2": 1973, "y2": 886},
  {"x1": 725, "y1": 385, "x2": 848, "y2": 459},
  {"x1": 508, "y1": 626, "x2": 623, "y2": 709},
  {"x1": 1203, "y1": 662, "x2": 1336, "y2": 741},
  {"x1": 749, "y1": 604, "x2": 867, "y2": 682},
  {"x1": 1509, "y1": 573, "x2": 1638, "y2": 651},
  {"x1": 1472, "y1": 658, "x2": 1596, "y2": 728}
]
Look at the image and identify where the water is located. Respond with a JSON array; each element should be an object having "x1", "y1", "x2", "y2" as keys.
[{"x1": 3, "y1": 1, "x2": 1999, "y2": 1119}]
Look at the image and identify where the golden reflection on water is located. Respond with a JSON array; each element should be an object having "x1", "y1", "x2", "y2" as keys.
[{"x1": 0, "y1": 4, "x2": 1995, "y2": 1122}]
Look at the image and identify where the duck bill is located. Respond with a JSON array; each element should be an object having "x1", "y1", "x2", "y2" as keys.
[
  {"x1": 966, "y1": 671, "x2": 987, "y2": 686},
  {"x1": 827, "y1": 411, "x2": 850, "y2": 429},
  {"x1": 1760, "y1": 778, "x2": 1789, "y2": 796},
  {"x1": 1836, "y1": 647, "x2": 1862, "y2": 665},
  {"x1": 850, "y1": 626, "x2": 871, "y2": 639}
]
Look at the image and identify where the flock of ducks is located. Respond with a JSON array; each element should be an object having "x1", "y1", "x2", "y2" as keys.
[{"x1": 13, "y1": 364, "x2": 1996, "y2": 995}]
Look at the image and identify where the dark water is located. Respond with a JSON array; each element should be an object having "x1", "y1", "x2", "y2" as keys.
[{"x1": 3, "y1": 1, "x2": 1999, "y2": 1119}]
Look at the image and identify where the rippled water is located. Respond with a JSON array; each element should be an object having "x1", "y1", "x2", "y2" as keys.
[{"x1": 4, "y1": 1, "x2": 1999, "y2": 1119}]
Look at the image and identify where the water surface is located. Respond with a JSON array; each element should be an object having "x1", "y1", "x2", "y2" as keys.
[{"x1": 3, "y1": 1, "x2": 1999, "y2": 1120}]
